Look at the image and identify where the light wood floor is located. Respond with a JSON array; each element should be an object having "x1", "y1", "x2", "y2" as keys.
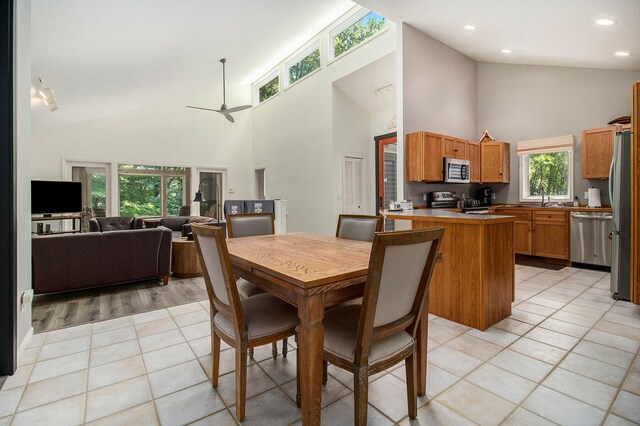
[{"x1": 32, "y1": 277, "x2": 208, "y2": 333}]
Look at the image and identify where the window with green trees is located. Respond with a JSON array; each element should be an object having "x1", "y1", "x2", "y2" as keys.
[
  {"x1": 258, "y1": 75, "x2": 279, "y2": 103},
  {"x1": 520, "y1": 151, "x2": 572, "y2": 201},
  {"x1": 288, "y1": 46, "x2": 320, "y2": 85},
  {"x1": 118, "y1": 164, "x2": 189, "y2": 216},
  {"x1": 332, "y1": 11, "x2": 386, "y2": 58}
]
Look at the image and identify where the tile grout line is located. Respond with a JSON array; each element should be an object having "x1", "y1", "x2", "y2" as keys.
[
  {"x1": 482, "y1": 271, "x2": 619, "y2": 424},
  {"x1": 166, "y1": 306, "x2": 237, "y2": 425},
  {"x1": 429, "y1": 268, "x2": 609, "y2": 424}
]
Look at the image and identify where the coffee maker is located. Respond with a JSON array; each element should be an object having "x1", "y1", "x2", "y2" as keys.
[{"x1": 476, "y1": 187, "x2": 494, "y2": 206}]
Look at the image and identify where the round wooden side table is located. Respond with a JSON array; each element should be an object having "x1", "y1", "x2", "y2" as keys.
[{"x1": 171, "y1": 237, "x2": 202, "y2": 278}]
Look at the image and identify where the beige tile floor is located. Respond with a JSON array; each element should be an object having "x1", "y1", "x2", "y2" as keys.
[{"x1": 1, "y1": 265, "x2": 639, "y2": 425}]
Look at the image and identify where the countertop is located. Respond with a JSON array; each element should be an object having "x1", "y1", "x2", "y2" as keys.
[
  {"x1": 491, "y1": 204, "x2": 612, "y2": 213},
  {"x1": 381, "y1": 209, "x2": 515, "y2": 225}
]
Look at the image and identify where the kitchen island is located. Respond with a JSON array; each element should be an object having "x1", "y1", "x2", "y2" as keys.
[{"x1": 383, "y1": 209, "x2": 515, "y2": 330}]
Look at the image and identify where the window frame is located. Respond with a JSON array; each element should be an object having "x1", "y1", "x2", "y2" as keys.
[
  {"x1": 254, "y1": 70, "x2": 280, "y2": 106},
  {"x1": 284, "y1": 40, "x2": 322, "y2": 89},
  {"x1": 117, "y1": 164, "x2": 190, "y2": 217},
  {"x1": 518, "y1": 150, "x2": 574, "y2": 202},
  {"x1": 328, "y1": 8, "x2": 388, "y2": 63}
]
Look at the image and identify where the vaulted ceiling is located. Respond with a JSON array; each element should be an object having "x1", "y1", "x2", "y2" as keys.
[{"x1": 31, "y1": 0, "x2": 639, "y2": 129}]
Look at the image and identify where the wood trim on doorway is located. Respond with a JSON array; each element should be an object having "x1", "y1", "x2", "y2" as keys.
[
  {"x1": 0, "y1": 0, "x2": 17, "y2": 376},
  {"x1": 632, "y1": 81, "x2": 639, "y2": 304},
  {"x1": 374, "y1": 132, "x2": 397, "y2": 211}
]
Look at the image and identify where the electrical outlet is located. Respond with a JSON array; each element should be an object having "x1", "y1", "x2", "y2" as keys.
[{"x1": 21, "y1": 289, "x2": 34, "y2": 311}]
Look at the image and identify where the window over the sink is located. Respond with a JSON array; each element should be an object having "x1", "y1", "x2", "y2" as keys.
[{"x1": 517, "y1": 135, "x2": 574, "y2": 202}]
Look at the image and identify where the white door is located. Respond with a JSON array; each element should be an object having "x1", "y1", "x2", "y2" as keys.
[{"x1": 343, "y1": 156, "x2": 364, "y2": 214}]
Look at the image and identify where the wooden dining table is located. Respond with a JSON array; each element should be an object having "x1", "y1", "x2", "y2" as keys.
[{"x1": 226, "y1": 232, "x2": 429, "y2": 425}]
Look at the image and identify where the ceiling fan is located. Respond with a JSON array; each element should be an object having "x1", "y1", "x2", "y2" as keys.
[{"x1": 187, "y1": 58, "x2": 251, "y2": 123}]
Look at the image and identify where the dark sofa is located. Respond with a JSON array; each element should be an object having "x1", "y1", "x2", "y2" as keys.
[
  {"x1": 89, "y1": 216, "x2": 145, "y2": 232},
  {"x1": 32, "y1": 227, "x2": 172, "y2": 294},
  {"x1": 160, "y1": 216, "x2": 221, "y2": 238}
]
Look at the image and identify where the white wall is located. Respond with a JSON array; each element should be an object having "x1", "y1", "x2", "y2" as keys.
[
  {"x1": 400, "y1": 23, "x2": 478, "y2": 204},
  {"x1": 31, "y1": 93, "x2": 254, "y2": 205},
  {"x1": 252, "y1": 17, "x2": 396, "y2": 235},
  {"x1": 16, "y1": 0, "x2": 33, "y2": 352},
  {"x1": 370, "y1": 107, "x2": 396, "y2": 139},
  {"x1": 332, "y1": 86, "x2": 374, "y2": 221},
  {"x1": 478, "y1": 63, "x2": 640, "y2": 204}
]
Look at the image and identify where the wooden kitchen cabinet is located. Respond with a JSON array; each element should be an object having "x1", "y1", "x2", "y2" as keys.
[
  {"x1": 497, "y1": 209, "x2": 532, "y2": 255},
  {"x1": 443, "y1": 137, "x2": 467, "y2": 160},
  {"x1": 582, "y1": 127, "x2": 614, "y2": 179},
  {"x1": 481, "y1": 142, "x2": 510, "y2": 183},
  {"x1": 532, "y1": 211, "x2": 569, "y2": 260},
  {"x1": 405, "y1": 131, "x2": 444, "y2": 182},
  {"x1": 467, "y1": 141, "x2": 480, "y2": 183}
]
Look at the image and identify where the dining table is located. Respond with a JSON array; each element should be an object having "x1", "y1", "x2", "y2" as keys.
[{"x1": 226, "y1": 232, "x2": 430, "y2": 425}]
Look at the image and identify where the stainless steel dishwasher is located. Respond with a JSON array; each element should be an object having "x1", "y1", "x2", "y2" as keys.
[{"x1": 570, "y1": 212, "x2": 613, "y2": 266}]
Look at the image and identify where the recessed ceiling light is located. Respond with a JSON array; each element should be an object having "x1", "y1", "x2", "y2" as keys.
[
  {"x1": 596, "y1": 19, "x2": 616, "y2": 26},
  {"x1": 615, "y1": 51, "x2": 630, "y2": 57},
  {"x1": 501, "y1": 49, "x2": 512, "y2": 54},
  {"x1": 464, "y1": 25, "x2": 476, "y2": 30}
]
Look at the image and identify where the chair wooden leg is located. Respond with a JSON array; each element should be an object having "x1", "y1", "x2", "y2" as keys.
[
  {"x1": 235, "y1": 345, "x2": 248, "y2": 421},
  {"x1": 353, "y1": 366, "x2": 369, "y2": 426},
  {"x1": 322, "y1": 360, "x2": 328, "y2": 385},
  {"x1": 405, "y1": 353, "x2": 417, "y2": 419},
  {"x1": 248, "y1": 347, "x2": 254, "y2": 359},
  {"x1": 282, "y1": 338, "x2": 288, "y2": 358},
  {"x1": 211, "y1": 332, "x2": 221, "y2": 387},
  {"x1": 272, "y1": 342, "x2": 278, "y2": 359}
]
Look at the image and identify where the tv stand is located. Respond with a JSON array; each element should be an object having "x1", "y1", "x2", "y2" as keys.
[{"x1": 32, "y1": 215, "x2": 82, "y2": 236}]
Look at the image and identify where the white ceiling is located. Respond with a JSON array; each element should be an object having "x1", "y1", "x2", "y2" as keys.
[
  {"x1": 30, "y1": 0, "x2": 354, "y2": 129},
  {"x1": 333, "y1": 53, "x2": 396, "y2": 114},
  {"x1": 31, "y1": 0, "x2": 639, "y2": 130},
  {"x1": 357, "y1": 0, "x2": 640, "y2": 71}
]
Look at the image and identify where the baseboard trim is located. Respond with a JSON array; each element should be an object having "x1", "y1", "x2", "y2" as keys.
[{"x1": 17, "y1": 326, "x2": 33, "y2": 361}]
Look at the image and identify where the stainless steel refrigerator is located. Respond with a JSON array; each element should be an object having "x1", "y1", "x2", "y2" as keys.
[{"x1": 610, "y1": 129, "x2": 632, "y2": 300}]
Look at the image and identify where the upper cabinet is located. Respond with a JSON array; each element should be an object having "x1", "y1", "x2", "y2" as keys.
[
  {"x1": 481, "y1": 142, "x2": 510, "y2": 183},
  {"x1": 582, "y1": 127, "x2": 614, "y2": 179},
  {"x1": 443, "y1": 137, "x2": 467, "y2": 160},
  {"x1": 406, "y1": 131, "x2": 510, "y2": 183},
  {"x1": 467, "y1": 141, "x2": 480, "y2": 183},
  {"x1": 405, "y1": 131, "x2": 445, "y2": 182}
]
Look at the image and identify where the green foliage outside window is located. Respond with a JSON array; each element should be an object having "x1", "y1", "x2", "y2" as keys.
[
  {"x1": 259, "y1": 76, "x2": 279, "y2": 103},
  {"x1": 289, "y1": 48, "x2": 320, "y2": 84},
  {"x1": 165, "y1": 176, "x2": 184, "y2": 216},
  {"x1": 119, "y1": 175, "x2": 161, "y2": 216},
  {"x1": 334, "y1": 12, "x2": 386, "y2": 58},
  {"x1": 528, "y1": 152, "x2": 569, "y2": 196}
]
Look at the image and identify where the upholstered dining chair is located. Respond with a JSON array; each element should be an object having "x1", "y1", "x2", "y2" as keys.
[
  {"x1": 322, "y1": 227, "x2": 444, "y2": 424},
  {"x1": 226, "y1": 212, "x2": 287, "y2": 359},
  {"x1": 336, "y1": 214, "x2": 384, "y2": 242},
  {"x1": 191, "y1": 224, "x2": 298, "y2": 421}
]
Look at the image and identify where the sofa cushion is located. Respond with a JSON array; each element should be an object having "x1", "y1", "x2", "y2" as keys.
[
  {"x1": 68, "y1": 233, "x2": 103, "y2": 290},
  {"x1": 160, "y1": 216, "x2": 189, "y2": 231},
  {"x1": 96, "y1": 217, "x2": 137, "y2": 232}
]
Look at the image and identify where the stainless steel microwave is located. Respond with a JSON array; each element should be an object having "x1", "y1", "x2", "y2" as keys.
[{"x1": 444, "y1": 158, "x2": 470, "y2": 183}]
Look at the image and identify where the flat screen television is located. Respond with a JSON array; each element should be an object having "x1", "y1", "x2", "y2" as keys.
[{"x1": 31, "y1": 180, "x2": 82, "y2": 215}]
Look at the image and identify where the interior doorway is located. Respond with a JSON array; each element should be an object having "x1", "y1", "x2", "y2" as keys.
[
  {"x1": 343, "y1": 156, "x2": 364, "y2": 214},
  {"x1": 255, "y1": 168, "x2": 266, "y2": 200},
  {"x1": 375, "y1": 133, "x2": 397, "y2": 231},
  {"x1": 0, "y1": 0, "x2": 16, "y2": 377}
]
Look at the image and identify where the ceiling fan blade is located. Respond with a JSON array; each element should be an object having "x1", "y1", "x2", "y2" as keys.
[
  {"x1": 225, "y1": 104, "x2": 252, "y2": 113},
  {"x1": 186, "y1": 105, "x2": 223, "y2": 113},
  {"x1": 222, "y1": 111, "x2": 235, "y2": 123}
]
